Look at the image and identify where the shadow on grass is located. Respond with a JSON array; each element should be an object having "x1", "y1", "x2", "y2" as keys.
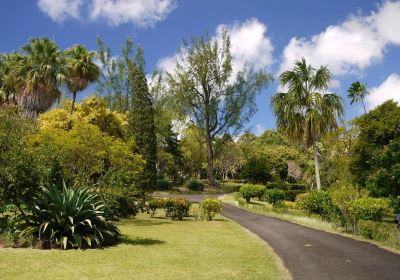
[
  {"x1": 120, "y1": 236, "x2": 166, "y2": 246},
  {"x1": 130, "y1": 219, "x2": 171, "y2": 226}
]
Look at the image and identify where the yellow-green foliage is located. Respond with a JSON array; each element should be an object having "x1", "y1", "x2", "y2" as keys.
[
  {"x1": 39, "y1": 96, "x2": 128, "y2": 138},
  {"x1": 28, "y1": 96, "x2": 143, "y2": 186}
]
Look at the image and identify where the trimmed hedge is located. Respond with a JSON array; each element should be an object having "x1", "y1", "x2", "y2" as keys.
[
  {"x1": 239, "y1": 184, "x2": 265, "y2": 203},
  {"x1": 264, "y1": 189, "x2": 285, "y2": 206}
]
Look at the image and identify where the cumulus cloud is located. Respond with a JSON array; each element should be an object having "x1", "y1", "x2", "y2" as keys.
[
  {"x1": 280, "y1": 1, "x2": 400, "y2": 75},
  {"x1": 37, "y1": 0, "x2": 176, "y2": 26},
  {"x1": 366, "y1": 73, "x2": 400, "y2": 110},
  {"x1": 157, "y1": 18, "x2": 274, "y2": 77},
  {"x1": 89, "y1": 0, "x2": 176, "y2": 27},
  {"x1": 37, "y1": 0, "x2": 83, "y2": 22},
  {"x1": 217, "y1": 18, "x2": 274, "y2": 76}
]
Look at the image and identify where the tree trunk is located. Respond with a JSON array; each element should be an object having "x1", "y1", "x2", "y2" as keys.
[
  {"x1": 361, "y1": 97, "x2": 367, "y2": 114},
  {"x1": 205, "y1": 131, "x2": 216, "y2": 187},
  {"x1": 313, "y1": 140, "x2": 321, "y2": 190},
  {"x1": 68, "y1": 91, "x2": 77, "y2": 130}
]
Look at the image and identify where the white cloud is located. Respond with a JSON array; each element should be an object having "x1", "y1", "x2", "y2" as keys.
[
  {"x1": 37, "y1": 0, "x2": 83, "y2": 22},
  {"x1": 157, "y1": 18, "x2": 274, "y2": 77},
  {"x1": 217, "y1": 18, "x2": 274, "y2": 76},
  {"x1": 366, "y1": 73, "x2": 400, "y2": 110},
  {"x1": 37, "y1": 0, "x2": 176, "y2": 26},
  {"x1": 89, "y1": 0, "x2": 176, "y2": 27},
  {"x1": 280, "y1": 1, "x2": 400, "y2": 75},
  {"x1": 372, "y1": 1, "x2": 400, "y2": 45}
]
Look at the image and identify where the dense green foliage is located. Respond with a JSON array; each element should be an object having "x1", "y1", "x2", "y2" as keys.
[
  {"x1": 0, "y1": 107, "x2": 40, "y2": 213},
  {"x1": 241, "y1": 156, "x2": 272, "y2": 184},
  {"x1": 264, "y1": 189, "x2": 285, "y2": 206},
  {"x1": 20, "y1": 184, "x2": 120, "y2": 249},
  {"x1": 349, "y1": 197, "x2": 388, "y2": 222},
  {"x1": 350, "y1": 100, "x2": 400, "y2": 197},
  {"x1": 129, "y1": 66, "x2": 157, "y2": 202}
]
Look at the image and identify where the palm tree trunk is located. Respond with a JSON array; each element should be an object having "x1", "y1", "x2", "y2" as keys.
[
  {"x1": 68, "y1": 91, "x2": 77, "y2": 130},
  {"x1": 313, "y1": 139, "x2": 321, "y2": 190},
  {"x1": 361, "y1": 97, "x2": 367, "y2": 114}
]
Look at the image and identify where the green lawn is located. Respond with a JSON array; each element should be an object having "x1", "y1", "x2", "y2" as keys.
[{"x1": 0, "y1": 212, "x2": 290, "y2": 280}]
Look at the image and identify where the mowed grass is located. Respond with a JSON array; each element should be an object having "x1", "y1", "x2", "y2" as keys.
[{"x1": 0, "y1": 212, "x2": 290, "y2": 280}]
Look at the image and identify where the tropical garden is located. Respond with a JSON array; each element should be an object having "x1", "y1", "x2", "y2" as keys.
[{"x1": 0, "y1": 30, "x2": 399, "y2": 279}]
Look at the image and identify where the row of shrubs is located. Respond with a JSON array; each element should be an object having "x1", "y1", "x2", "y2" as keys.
[
  {"x1": 239, "y1": 184, "x2": 286, "y2": 206},
  {"x1": 147, "y1": 197, "x2": 222, "y2": 221},
  {"x1": 238, "y1": 182, "x2": 399, "y2": 249}
]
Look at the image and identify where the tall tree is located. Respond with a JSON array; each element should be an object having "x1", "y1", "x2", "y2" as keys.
[
  {"x1": 167, "y1": 31, "x2": 271, "y2": 186},
  {"x1": 347, "y1": 81, "x2": 368, "y2": 114},
  {"x1": 128, "y1": 65, "x2": 157, "y2": 203},
  {"x1": 271, "y1": 58, "x2": 343, "y2": 190},
  {"x1": 64, "y1": 45, "x2": 99, "y2": 120},
  {"x1": 11, "y1": 38, "x2": 65, "y2": 117}
]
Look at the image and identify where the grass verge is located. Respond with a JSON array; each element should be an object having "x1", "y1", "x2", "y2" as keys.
[{"x1": 0, "y1": 212, "x2": 290, "y2": 280}]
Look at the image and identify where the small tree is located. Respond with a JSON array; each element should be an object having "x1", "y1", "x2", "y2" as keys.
[
  {"x1": 347, "y1": 81, "x2": 368, "y2": 114},
  {"x1": 167, "y1": 31, "x2": 271, "y2": 186}
]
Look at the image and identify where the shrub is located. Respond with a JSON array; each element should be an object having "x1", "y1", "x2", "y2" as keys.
[
  {"x1": 157, "y1": 179, "x2": 172, "y2": 191},
  {"x1": 20, "y1": 184, "x2": 120, "y2": 249},
  {"x1": 264, "y1": 189, "x2": 285, "y2": 206},
  {"x1": 239, "y1": 184, "x2": 265, "y2": 203},
  {"x1": 164, "y1": 198, "x2": 191, "y2": 220},
  {"x1": 199, "y1": 197, "x2": 223, "y2": 221},
  {"x1": 148, "y1": 198, "x2": 166, "y2": 217},
  {"x1": 298, "y1": 191, "x2": 339, "y2": 222},
  {"x1": 349, "y1": 197, "x2": 389, "y2": 222},
  {"x1": 186, "y1": 179, "x2": 204, "y2": 191},
  {"x1": 329, "y1": 182, "x2": 368, "y2": 232}
]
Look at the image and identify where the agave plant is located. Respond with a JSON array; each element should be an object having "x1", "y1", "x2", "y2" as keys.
[{"x1": 20, "y1": 183, "x2": 120, "y2": 249}]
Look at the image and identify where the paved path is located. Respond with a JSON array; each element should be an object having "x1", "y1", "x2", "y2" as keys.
[
  {"x1": 222, "y1": 204, "x2": 400, "y2": 280},
  {"x1": 160, "y1": 195, "x2": 400, "y2": 280}
]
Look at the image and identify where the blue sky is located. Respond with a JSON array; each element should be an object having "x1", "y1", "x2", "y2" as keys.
[{"x1": 1, "y1": 0, "x2": 400, "y2": 134}]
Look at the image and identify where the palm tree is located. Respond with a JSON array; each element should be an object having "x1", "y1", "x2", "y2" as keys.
[
  {"x1": 271, "y1": 58, "x2": 344, "y2": 190},
  {"x1": 347, "y1": 81, "x2": 368, "y2": 114},
  {"x1": 64, "y1": 45, "x2": 100, "y2": 119},
  {"x1": 12, "y1": 38, "x2": 65, "y2": 117}
]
